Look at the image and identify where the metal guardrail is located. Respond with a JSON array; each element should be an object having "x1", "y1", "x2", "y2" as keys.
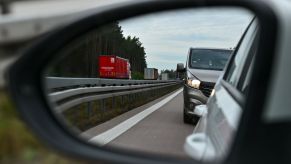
[
  {"x1": 46, "y1": 77, "x2": 182, "y2": 113},
  {"x1": 45, "y1": 77, "x2": 178, "y2": 90}
]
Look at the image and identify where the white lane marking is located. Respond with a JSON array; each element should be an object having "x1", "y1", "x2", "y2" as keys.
[{"x1": 88, "y1": 88, "x2": 183, "y2": 146}]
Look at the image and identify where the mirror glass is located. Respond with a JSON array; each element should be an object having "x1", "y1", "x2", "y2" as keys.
[{"x1": 43, "y1": 7, "x2": 255, "y2": 161}]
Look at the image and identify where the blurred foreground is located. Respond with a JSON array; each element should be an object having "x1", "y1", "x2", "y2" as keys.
[{"x1": 0, "y1": 90, "x2": 82, "y2": 164}]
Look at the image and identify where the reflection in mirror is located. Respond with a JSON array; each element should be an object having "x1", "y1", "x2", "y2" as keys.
[{"x1": 43, "y1": 7, "x2": 254, "y2": 161}]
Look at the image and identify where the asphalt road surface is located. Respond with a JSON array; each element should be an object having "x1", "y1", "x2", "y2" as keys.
[{"x1": 83, "y1": 88, "x2": 194, "y2": 159}]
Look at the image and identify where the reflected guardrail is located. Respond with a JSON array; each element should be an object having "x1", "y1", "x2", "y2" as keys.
[
  {"x1": 45, "y1": 77, "x2": 182, "y2": 113},
  {"x1": 46, "y1": 77, "x2": 178, "y2": 90}
]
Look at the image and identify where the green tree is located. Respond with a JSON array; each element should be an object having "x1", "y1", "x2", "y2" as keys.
[{"x1": 47, "y1": 22, "x2": 147, "y2": 78}]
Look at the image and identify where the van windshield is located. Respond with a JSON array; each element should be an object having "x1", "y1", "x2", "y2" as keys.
[{"x1": 189, "y1": 49, "x2": 232, "y2": 71}]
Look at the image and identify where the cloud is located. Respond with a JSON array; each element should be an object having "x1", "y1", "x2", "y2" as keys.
[{"x1": 120, "y1": 7, "x2": 253, "y2": 71}]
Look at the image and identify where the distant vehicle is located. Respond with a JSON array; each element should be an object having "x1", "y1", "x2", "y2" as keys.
[
  {"x1": 177, "y1": 48, "x2": 233, "y2": 124},
  {"x1": 144, "y1": 68, "x2": 158, "y2": 80},
  {"x1": 161, "y1": 73, "x2": 169, "y2": 80},
  {"x1": 99, "y1": 55, "x2": 131, "y2": 79}
]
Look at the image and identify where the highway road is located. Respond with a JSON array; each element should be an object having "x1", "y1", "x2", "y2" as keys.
[{"x1": 82, "y1": 88, "x2": 194, "y2": 159}]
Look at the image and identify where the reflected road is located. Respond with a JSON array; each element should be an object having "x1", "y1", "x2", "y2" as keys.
[{"x1": 83, "y1": 89, "x2": 194, "y2": 159}]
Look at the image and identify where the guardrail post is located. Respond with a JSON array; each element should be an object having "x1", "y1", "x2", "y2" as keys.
[
  {"x1": 128, "y1": 94, "x2": 132, "y2": 109},
  {"x1": 128, "y1": 94, "x2": 131, "y2": 108},
  {"x1": 100, "y1": 99, "x2": 105, "y2": 113},
  {"x1": 121, "y1": 95, "x2": 124, "y2": 105},
  {"x1": 87, "y1": 102, "x2": 93, "y2": 117},
  {"x1": 112, "y1": 97, "x2": 115, "y2": 109}
]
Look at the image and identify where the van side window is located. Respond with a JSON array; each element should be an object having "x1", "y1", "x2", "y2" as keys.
[{"x1": 224, "y1": 20, "x2": 258, "y2": 88}]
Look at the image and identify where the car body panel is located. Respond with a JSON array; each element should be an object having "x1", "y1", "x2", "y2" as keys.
[
  {"x1": 185, "y1": 81, "x2": 242, "y2": 161},
  {"x1": 204, "y1": 83, "x2": 242, "y2": 160}
]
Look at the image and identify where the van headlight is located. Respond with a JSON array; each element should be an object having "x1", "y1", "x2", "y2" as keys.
[{"x1": 187, "y1": 79, "x2": 201, "y2": 89}]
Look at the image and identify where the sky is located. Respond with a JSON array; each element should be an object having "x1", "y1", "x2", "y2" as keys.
[{"x1": 120, "y1": 7, "x2": 253, "y2": 72}]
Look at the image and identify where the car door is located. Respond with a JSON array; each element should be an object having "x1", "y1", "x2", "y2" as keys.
[{"x1": 202, "y1": 18, "x2": 259, "y2": 161}]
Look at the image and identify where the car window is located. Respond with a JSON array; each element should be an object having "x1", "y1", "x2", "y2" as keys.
[
  {"x1": 224, "y1": 19, "x2": 258, "y2": 88},
  {"x1": 189, "y1": 49, "x2": 232, "y2": 71}
]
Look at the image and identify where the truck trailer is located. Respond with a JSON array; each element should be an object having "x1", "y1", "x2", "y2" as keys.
[
  {"x1": 161, "y1": 73, "x2": 169, "y2": 80},
  {"x1": 99, "y1": 55, "x2": 131, "y2": 79},
  {"x1": 144, "y1": 68, "x2": 158, "y2": 80}
]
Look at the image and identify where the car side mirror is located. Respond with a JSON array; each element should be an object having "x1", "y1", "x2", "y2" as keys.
[
  {"x1": 6, "y1": 0, "x2": 279, "y2": 164},
  {"x1": 177, "y1": 63, "x2": 185, "y2": 72}
]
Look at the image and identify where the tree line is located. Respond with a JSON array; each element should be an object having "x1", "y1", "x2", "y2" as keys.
[{"x1": 47, "y1": 22, "x2": 147, "y2": 79}]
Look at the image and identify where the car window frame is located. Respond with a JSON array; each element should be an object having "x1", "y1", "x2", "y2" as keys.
[
  {"x1": 237, "y1": 33, "x2": 259, "y2": 92},
  {"x1": 223, "y1": 19, "x2": 258, "y2": 87},
  {"x1": 220, "y1": 18, "x2": 258, "y2": 107}
]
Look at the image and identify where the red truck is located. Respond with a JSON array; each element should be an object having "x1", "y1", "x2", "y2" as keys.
[{"x1": 99, "y1": 55, "x2": 131, "y2": 79}]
